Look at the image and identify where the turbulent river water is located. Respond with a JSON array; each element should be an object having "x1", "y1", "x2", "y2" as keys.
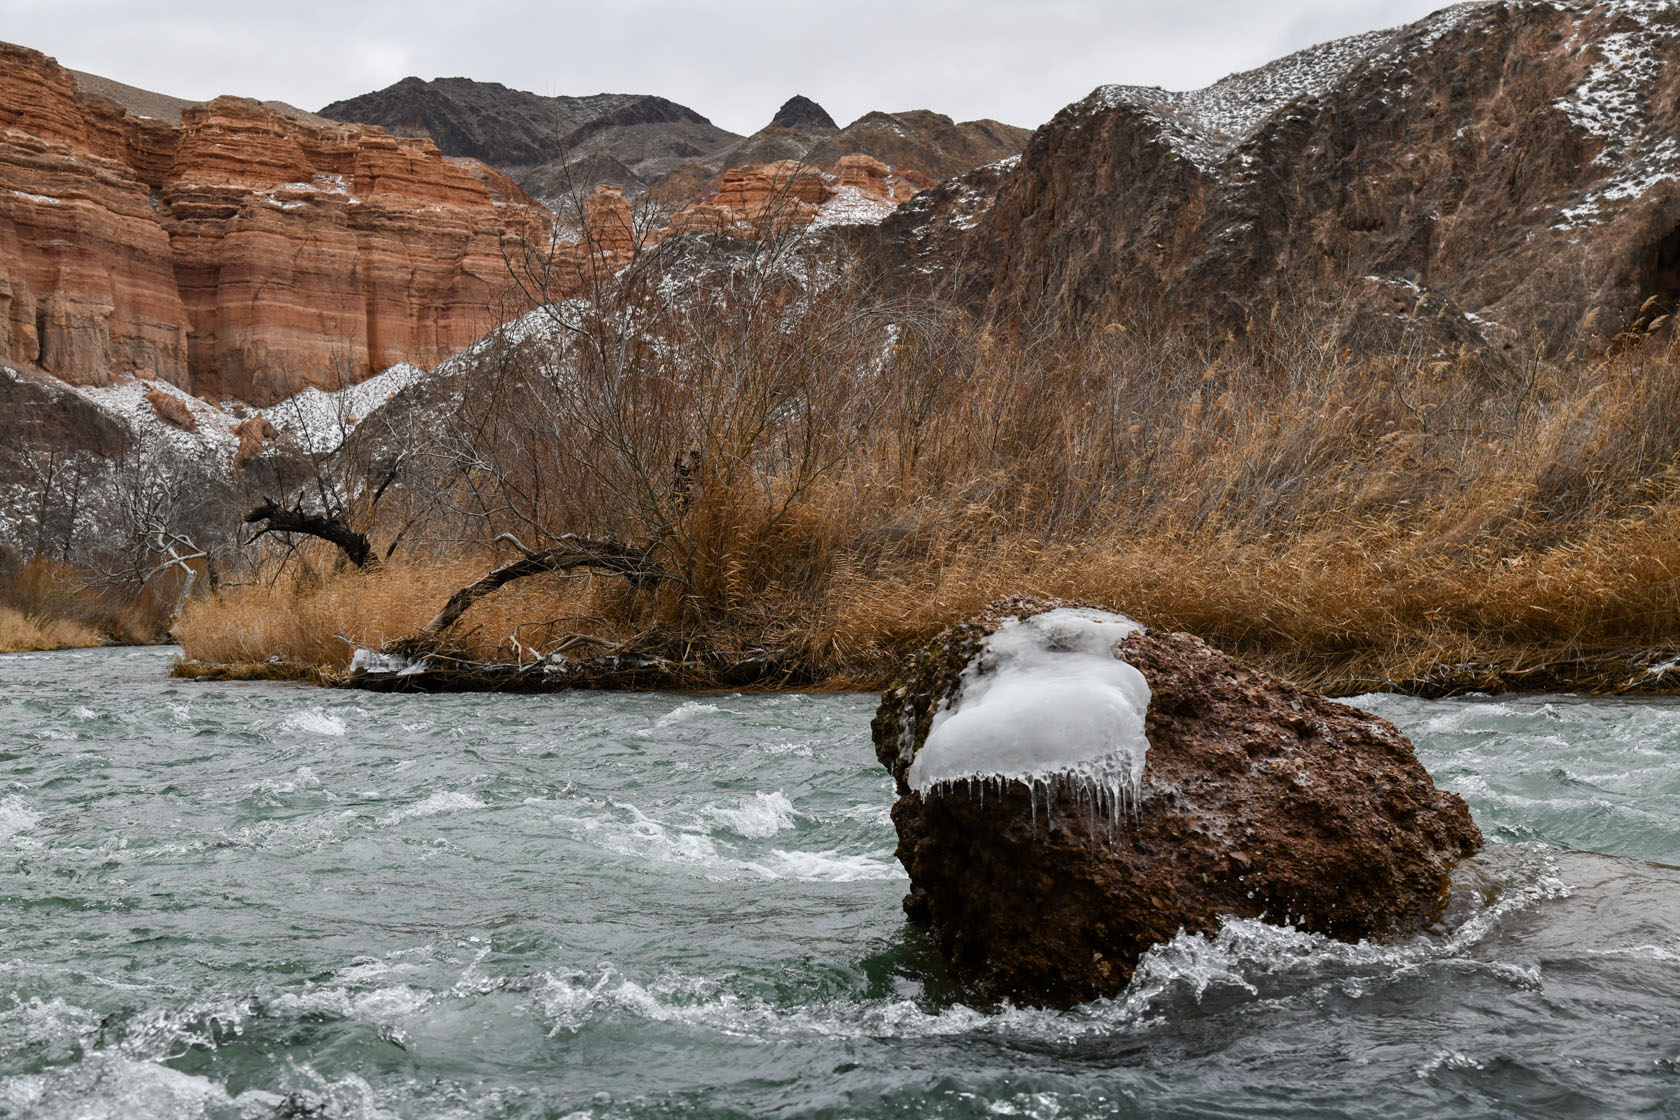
[{"x1": 2, "y1": 647, "x2": 1679, "y2": 1119}]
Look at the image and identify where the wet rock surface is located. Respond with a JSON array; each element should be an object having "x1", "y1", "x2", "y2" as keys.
[{"x1": 874, "y1": 597, "x2": 1483, "y2": 1005}]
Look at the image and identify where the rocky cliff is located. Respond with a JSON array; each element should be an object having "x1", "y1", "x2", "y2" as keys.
[
  {"x1": 320, "y1": 77, "x2": 743, "y2": 203},
  {"x1": 0, "y1": 43, "x2": 549, "y2": 405},
  {"x1": 320, "y1": 80, "x2": 1031, "y2": 215},
  {"x1": 875, "y1": 0, "x2": 1680, "y2": 352}
]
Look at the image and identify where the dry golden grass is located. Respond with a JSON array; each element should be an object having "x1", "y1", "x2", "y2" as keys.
[
  {"x1": 0, "y1": 606, "x2": 103, "y2": 653},
  {"x1": 172, "y1": 552, "x2": 621, "y2": 674},
  {"x1": 174, "y1": 295, "x2": 1680, "y2": 694}
]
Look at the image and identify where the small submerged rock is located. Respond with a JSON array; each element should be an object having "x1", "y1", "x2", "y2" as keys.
[{"x1": 873, "y1": 596, "x2": 1483, "y2": 1005}]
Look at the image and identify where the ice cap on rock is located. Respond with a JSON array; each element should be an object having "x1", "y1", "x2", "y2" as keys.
[{"x1": 906, "y1": 608, "x2": 1150, "y2": 805}]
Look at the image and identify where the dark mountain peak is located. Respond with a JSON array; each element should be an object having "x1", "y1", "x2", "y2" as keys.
[
  {"x1": 319, "y1": 77, "x2": 740, "y2": 195},
  {"x1": 769, "y1": 95, "x2": 837, "y2": 132}
]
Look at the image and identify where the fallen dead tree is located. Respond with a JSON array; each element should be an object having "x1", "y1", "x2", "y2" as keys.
[
  {"x1": 243, "y1": 499, "x2": 376, "y2": 570},
  {"x1": 342, "y1": 646, "x2": 804, "y2": 692},
  {"x1": 383, "y1": 533, "x2": 661, "y2": 659}
]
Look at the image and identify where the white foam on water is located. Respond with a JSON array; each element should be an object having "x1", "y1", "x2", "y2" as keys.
[
  {"x1": 533, "y1": 964, "x2": 998, "y2": 1040},
  {"x1": 378, "y1": 790, "x2": 485, "y2": 826},
  {"x1": 908, "y1": 608, "x2": 1150, "y2": 830},
  {"x1": 526, "y1": 844, "x2": 1568, "y2": 1048},
  {"x1": 0, "y1": 795, "x2": 42, "y2": 848},
  {"x1": 283, "y1": 707, "x2": 347, "y2": 737},
  {"x1": 249, "y1": 765, "x2": 324, "y2": 799},
  {"x1": 0, "y1": 1055, "x2": 255, "y2": 1120},
  {"x1": 1110, "y1": 841, "x2": 1568, "y2": 1023},
  {"x1": 751, "y1": 848, "x2": 903, "y2": 882},
  {"x1": 559, "y1": 800, "x2": 730, "y2": 870},
  {"x1": 702, "y1": 790, "x2": 797, "y2": 838},
  {"x1": 0, "y1": 995, "x2": 99, "y2": 1063},
  {"x1": 829, "y1": 802, "x2": 894, "y2": 826},
  {"x1": 754, "y1": 740, "x2": 815, "y2": 757},
  {"x1": 554, "y1": 798, "x2": 894, "y2": 881},
  {"x1": 653, "y1": 700, "x2": 723, "y2": 728},
  {"x1": 1417, "y1": 1048, "x2": 1487, "y2": 1078},
  {"x1": 267, "y1": 982, "x2": 435, "y2": 1024}
]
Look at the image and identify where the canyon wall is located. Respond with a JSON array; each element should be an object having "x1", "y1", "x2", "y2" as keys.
[
  {"x1": 875, "y1": 0, "x2": 1680, "y2": 353},
  {"x1": 0, "y1": 42, "x2": 548, "y2": 405}
]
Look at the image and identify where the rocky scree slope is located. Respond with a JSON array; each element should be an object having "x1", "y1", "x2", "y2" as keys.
[{"x1": 875, "y1": 0, "x2": 1680, "y2": 352}]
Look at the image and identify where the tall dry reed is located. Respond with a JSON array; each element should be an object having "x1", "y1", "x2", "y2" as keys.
[{"x1": 177, "y1": 269, "x2": 1680, "y2": 691}]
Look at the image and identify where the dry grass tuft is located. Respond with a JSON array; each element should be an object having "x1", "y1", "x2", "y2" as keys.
[
  {"x1": 0, "y1": 606, "x2": 103, "y2": 653},
  {"x1": 172, "y1": 551, "x2": 619, "y2": 672}
]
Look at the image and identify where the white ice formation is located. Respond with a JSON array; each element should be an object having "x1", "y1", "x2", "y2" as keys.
[{"x1": 906, "y1": 608, "x2": 1152, "y2": 828}]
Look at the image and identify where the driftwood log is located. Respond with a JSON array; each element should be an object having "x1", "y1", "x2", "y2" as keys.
[{"x1": 385, "y1": 533, "x2": 661, "y2": 657}]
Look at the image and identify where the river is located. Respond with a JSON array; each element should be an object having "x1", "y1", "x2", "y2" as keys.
[{"x1": 2, "y1": 647, "x2": 1678, "y2": 1118}]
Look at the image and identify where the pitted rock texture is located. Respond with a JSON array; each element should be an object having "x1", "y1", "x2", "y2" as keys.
[
  {"x1": 874, "y1": 597, "x2": 1483, "y2": 1006},
  {"x1": 1, "y1": 42, "x2": 550, "y2": 405},
  {"x1": 873, "y1": 0, "x2": 1680, "y2": 353}
]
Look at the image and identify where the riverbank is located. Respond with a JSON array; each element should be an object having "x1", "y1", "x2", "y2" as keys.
[
  {"x1": 164, "y1": 550, "x2": 1680, "y2": 699},
  {"x1": 160, "y1": 311, "x2": 1680, "y2": 698}
]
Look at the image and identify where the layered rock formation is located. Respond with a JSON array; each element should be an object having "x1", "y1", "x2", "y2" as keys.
[
  {"x1": 875, "y1": 598, "x2": 1482, "y2": 1005},
  {"x1": 662, "y1": 155, "x2": 923, "y2": 235},
  {"x1": 0, "y1": 42, "x2": 550, "y2": 404},
  {"x1": 877, "y1": 0, "x2": 1680, "y2": 351}
]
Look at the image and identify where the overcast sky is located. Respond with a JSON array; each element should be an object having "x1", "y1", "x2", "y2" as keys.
[{"x1": 5, "y1": 0, "x2": 1453, "y2": 135}]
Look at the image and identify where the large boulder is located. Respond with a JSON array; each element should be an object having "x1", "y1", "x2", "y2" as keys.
[{"x1": 873, "y1": 597, "x2": 1482, "y2": 1005}]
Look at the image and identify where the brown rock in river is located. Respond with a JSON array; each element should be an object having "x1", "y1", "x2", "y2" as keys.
[{"x1": 873, "y1": 597, "x2": 1482, "y2": 1005}]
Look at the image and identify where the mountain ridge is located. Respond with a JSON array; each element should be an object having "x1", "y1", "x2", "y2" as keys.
[
  {"x1": 871, "y1": 0, "x2": 1680, "y2": 353},
  {"x1": 318, "y1": 75, "x2": 1032, "y2": 206}
]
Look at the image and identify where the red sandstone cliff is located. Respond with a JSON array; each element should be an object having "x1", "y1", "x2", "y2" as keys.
[{"x1": 0, "y1": 42, "x2": 549, "y2": 405}]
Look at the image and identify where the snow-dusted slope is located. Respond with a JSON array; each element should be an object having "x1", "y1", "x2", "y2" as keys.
[
  {"x1": 1082, "y1": 26, "x2": 1400, "y2": 170},
  {"x1": 876, "y1": 0, "x2": 1680, "y2": 354}
]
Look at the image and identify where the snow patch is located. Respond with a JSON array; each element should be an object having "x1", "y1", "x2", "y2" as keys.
[
  {"x1": 259, "y1": 361, "x2": 428, "y2": 455},
  {"x1": 1081, "y1": 25, "x2": 1396, "y2": 170},
  {"x1": 810, "y1": 185, "x2": 897, "y2": 229},
  {"x1": 1555, "y1": 137, "x2": 1680, "y2": 229},
  {"x1": 348, "y1": 648, "x2": 429, "y2": 676},
  {"x1": 907, "y1": 608, "x2": 1151, "y2": 825}
]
